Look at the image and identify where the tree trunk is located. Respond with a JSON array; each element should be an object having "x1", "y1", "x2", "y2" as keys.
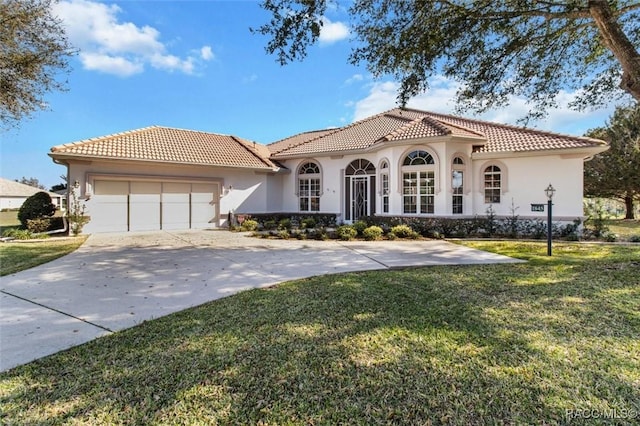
[
  {"x1": 589, "y1": 1, "x2": 640, "y2": 101},
  {"x1": 624, "y1": 196, "x2": 636, "y2": 219}
]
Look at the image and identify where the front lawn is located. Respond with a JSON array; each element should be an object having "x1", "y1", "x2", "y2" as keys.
[
  {"x1": 606, "y1": 219, "x2": 640, "y2": 240},
  {"x1": 0, "y1": 237, "x2": 87, "y2": 276},
  {"x1": 1, "y1": 242, "x2": 638, "y2": 424}
]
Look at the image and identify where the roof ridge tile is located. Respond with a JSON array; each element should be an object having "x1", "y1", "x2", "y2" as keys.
[
  {"x1": 423, "y1": 110, "x2": 605, "y2": 145},
  {"x1": 50, "y1": 126, "x2": 159, "y2": 152}
]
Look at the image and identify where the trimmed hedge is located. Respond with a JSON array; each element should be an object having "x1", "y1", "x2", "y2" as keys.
[
  {"x1": 237, "y1": 213, "x2": 338, "y2": 229},
  {"x1": 238, "y1": 212, "x2": 583, "y2": 240},
  {"x1": 359, "y1": 215, "x2": 582, "y2": 240}
]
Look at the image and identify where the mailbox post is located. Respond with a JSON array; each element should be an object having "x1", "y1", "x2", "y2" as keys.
[{"x1": 545, "y1": 184, "x2": 556, "y2": 256}]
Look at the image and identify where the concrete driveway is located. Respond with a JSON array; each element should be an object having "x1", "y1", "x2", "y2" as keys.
[{"x1": 0, "y1": 230, "x2": 522, "y2": 371}]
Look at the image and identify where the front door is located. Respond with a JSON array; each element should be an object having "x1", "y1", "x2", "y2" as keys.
[
  {"x1": 344, "y1": 159, "x2": 376, "y2": 222},
  {"x1": 351, "y1": 176, "x2": 369, "y2": 221}
]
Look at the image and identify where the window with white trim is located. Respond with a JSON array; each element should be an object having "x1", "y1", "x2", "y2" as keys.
[
  {"x1": 298, "y1": 162, "x2": 321, "y2": 211},
  {"x1": 484, "y1": 165, "x2": 501, "y2": 203},
  {"x1": 380, "y1": 161, "x2": 389, "y2": 213},
  {"x1": 402, "y1": 150, "x2": 435, "y2": 214},
  {"x1": 452, "y1": 156, "x2": 464, "y2": 214}
]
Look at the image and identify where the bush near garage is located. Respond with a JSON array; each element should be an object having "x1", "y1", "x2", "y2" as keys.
[{"x1": 17, "y1": 192, "x2": 57, "y2": 229}]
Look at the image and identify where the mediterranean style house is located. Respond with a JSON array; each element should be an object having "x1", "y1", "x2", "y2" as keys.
[{"x1": 49, "y1": 108, "x2": 608, "y2": 233}]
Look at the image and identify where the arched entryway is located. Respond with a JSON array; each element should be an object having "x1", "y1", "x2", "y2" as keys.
[{"x1": 344, "y1": 159, "x2": 376, "y2": 222}]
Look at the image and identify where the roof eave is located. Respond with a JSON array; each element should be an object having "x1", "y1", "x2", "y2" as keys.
[
  {"x1": 48, "y1": 152, "x2": 279, "y2": 172},
  {"x1": 471, "y1": 144, "x2": 610, "y2": 160}
]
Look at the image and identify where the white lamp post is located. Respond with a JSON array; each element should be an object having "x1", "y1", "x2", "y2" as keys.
[{"x1": 545, "y1": 184, "x2": 556, "y2": 256}]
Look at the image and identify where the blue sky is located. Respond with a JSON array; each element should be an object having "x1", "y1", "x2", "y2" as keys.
[{"x1": 0, "y1": 0, "x2": 628, "y2": 190}]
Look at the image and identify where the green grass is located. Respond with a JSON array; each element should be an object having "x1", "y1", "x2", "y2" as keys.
[
  {"x1": 0, "y1": 237, "x2": 87, "y2": 276},
  {"x1": 606, "y1": 219, "x2": 640, "y2": 240},
  {"x1": 1, "y1": 241, "x2": 638, "y2": 424},
  {"x1": 0, "y1": 210, "x2": 20, "y2": 230}
]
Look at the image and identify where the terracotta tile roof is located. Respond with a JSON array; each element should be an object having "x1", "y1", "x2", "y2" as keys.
[
  {"x1": 269, "y1": 108, "x2": 606, "y2": 158},
  {"x1": 50, "y1": 126, "x2": 279, "y2": 170},
  {"x1": 421, "y1": 110, "x2": 606, "y2": 153},
  {"x1": 267, "y1": 129, "x2": 337, "y2": 155}
]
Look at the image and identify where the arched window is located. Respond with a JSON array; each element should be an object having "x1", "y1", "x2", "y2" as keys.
[
  {"x1": 452, "y1": 156, "x2": 465, "y2": 214},
  {"x1": 380, "y1": 160, "x2": 389, "y2": 213},
  {"x1": 403, "y1": 150, "x2": 435, "y2": 166},
  {"x1": 298, "y1": 161, "x2": 321, "y2": 211},
  {"x1": 346, "y1": 158, "x2": 376, "y2": 175},
  {"x1": 402, "y1": 150, "x2": 435, "y2": 214},
  {"x1": 484, "y1": 165, "x2": 501, "y2": 203}
]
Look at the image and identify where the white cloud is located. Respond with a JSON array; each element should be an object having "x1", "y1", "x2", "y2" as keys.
[
  {"x1": 200, "y1": 46, "x2": 214, "y2": 61},
  {"x1": 344, "y1": 73, "x2": 364, "y2": 85},
  {"x1": 243, "y1": 74, "x2": 258, "y2": 84},
  {"x1": 352, "y1": 76, "x2": 617, "y2": 136},
  {"x1": 319, "y1": 17, "x2": 349, "y2": 44},
  {"x1": 53, "y1": 0, "x2": 210, "y2": 76},
  {"x1": 80, "y1": 52, "x2": 143, "y2": 77}
]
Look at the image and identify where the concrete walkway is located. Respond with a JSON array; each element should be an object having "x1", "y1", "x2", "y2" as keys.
[{"x1": 0, "y1": 230, "x2": 522, "y2": 371}]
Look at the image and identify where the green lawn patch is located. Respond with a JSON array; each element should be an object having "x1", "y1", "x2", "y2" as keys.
[
  {"x1": 0, "y1": 237, "x2": 87, "y2": 276},
  {"x1": 606, "y1": 219, "x2": 640, "y2": 240},
  {"x1": 1, "y1": 242, "x2": 638, "y2": 424},
  {"x1": 0, "y1": 210, "x2": 20, "y2": 230}
]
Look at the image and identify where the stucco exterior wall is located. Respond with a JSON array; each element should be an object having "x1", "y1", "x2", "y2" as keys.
[
  {"x1": 274, "y1": 143, "x2": 587, "y2": 222},
  {"x1": 66, "y1": 160, "x2": 275, "y2": 231},
  {"x1": 471, "y1": 154, "x2": 586, "y2": 219},
  {"x1": 61, "y1": 144, "x2": 588, "y2": 232}
]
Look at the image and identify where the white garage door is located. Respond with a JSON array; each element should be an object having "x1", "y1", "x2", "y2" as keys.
[
  {"x1": 91, "y1": 179, "x2": 219, "y2": 232},
  {"x1": 162, "y1": 182, "x2": 191, "y2": 230},
  {"x1": 191, "y1": 183, "x2": 219, "y2": 229},
  {"x1": 91, "y1": 180, "x2": 129, "y2": 232}
]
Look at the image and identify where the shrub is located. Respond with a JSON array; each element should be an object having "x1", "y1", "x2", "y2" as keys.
[
  {"x1": 584, "y1": 199, "x2": 609, "y2": 238},
  {"x1": 68, "y1": 187, "x2": 90, "y2": 236},
  {"x1": 390, "y1": 224, "x2": 418, "y2": 239},
  {"x1": 278, "y1": 218, "x2": 292, "y2": 230},
  {"x1": 352, "y1": 220, "x2": 368, "y2": 236},
  {"x1": 337, "y1": 225, "x2": 358, "y2": 241},
  {"x1": 277, "y1": 229, "x2": 290, "y2": 239},
  {"x1": 362, "y1": 225, "x2": 383, "y2": 241},
  {"x1": 26, "y1": 218, "x2": 51, "y2": 233},
  {"x1": 301, "y1": 217, "x2": 316, "y2": 229},
  {"x1": 602, "y1": 231, "x2": 618, "y2": 242},
  {"x1": 241, "y1": 219, "x2": 258, "y2": 232},
  {"x1": 263, "y1": 220, "x2": 277, "y2": 230},
  {"x1": 2, "y1": 228, "x2": 48, "y2": 240},
  {"x1": 310, "y1": 228, "x2": 329, "y2": 240},
  {"x1": 483, "y1": 205, "x2": 498, "y2": 236},
  {"x1": 18, "y1": 191, "x2": 56, "y2": 228},
  {"x1": 629, "y1": 235, "x2": 640, "y2": 243}
]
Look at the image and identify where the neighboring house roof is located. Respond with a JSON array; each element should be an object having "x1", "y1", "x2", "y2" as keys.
[
  {"x1": 0, "y1": 178, "x2": 60, "y2": 199},
  {"x1": 49, "y1": 126, "x2": 281, "y2": 171},
  {"x1": 268, "y1": 108, "x2": 607, "y2": 158}
]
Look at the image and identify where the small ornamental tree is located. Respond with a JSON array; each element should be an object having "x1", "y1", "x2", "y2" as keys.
[
  {"x1": 17, "y1": 191, "x2": 56, "y2": 228},
  {"x1": 68, "y1": 185, "x2": 89, "y2": 236}
]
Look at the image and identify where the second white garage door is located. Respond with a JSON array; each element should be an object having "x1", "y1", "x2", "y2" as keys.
[{"x1": 91, "y1": 180, "x2": 219, "y2": 232}]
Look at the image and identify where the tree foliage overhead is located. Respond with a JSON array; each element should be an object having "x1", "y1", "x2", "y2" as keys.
[
  {"x1": 255, "y1": 0, "x2": 640, "y2": 120},
  {"x1": 0, "y1": 0, "x2": 74, "y2": 128},
  {"x1": 584, "y1": 103, "x2": 640, "y2": 219}
]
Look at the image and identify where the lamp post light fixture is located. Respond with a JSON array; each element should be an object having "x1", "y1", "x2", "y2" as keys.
[{"x1": 545, "y1": 184, "x2": 556, "y2": 256}]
